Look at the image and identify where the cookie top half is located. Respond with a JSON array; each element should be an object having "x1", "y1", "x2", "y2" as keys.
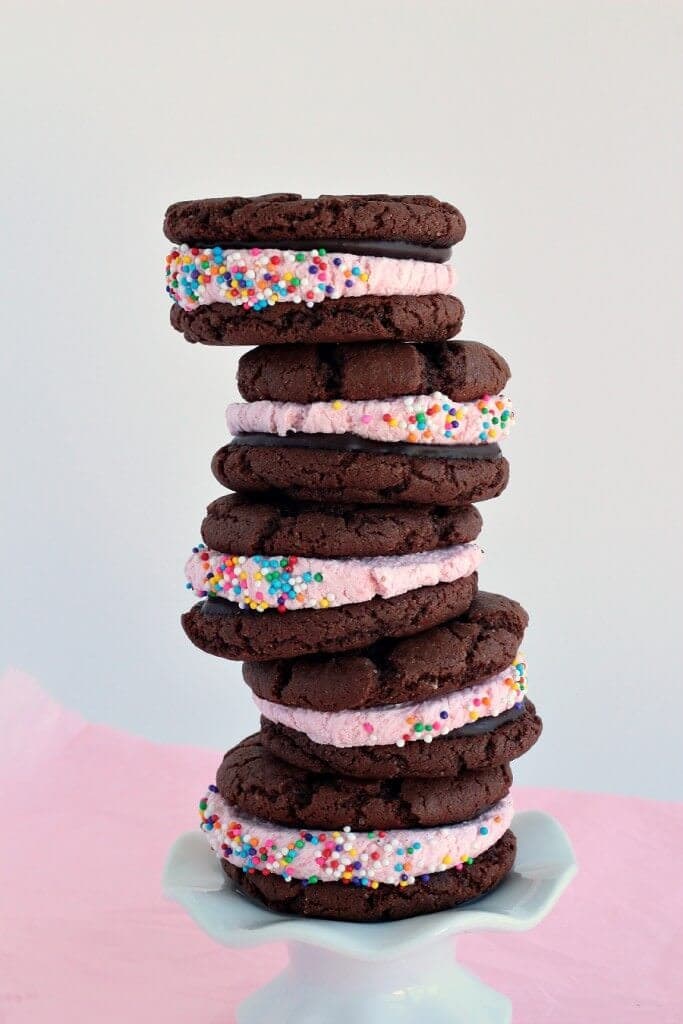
[
  {"x1": 164, "y1": 193, "x2": 465, "y2": 260},
  {"x1": 237, "y1": 339, "x2": 509, "y2": 403}
]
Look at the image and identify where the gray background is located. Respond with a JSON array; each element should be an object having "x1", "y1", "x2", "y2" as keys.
[{"x1": 2, "y1": 0, "x2": 682, "y2": 798}]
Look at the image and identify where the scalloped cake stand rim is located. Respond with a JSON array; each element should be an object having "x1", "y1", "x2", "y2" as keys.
[{"x1": 163, "y1": 809, "x2": 577, "y2": 962}]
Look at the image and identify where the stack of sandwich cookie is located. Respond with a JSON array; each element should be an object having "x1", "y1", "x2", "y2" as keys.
[{"x1": 167, "y1": 192, "x2": 543, "y2": 922}]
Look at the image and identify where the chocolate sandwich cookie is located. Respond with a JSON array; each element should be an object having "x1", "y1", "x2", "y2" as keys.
[
  {"x1": 244, "y1": 592, "x2": 528, "y2": 711},
  {"x1": 182, "y1": 574, "x2": 478, "y2": 661},
  {"x1": 253, "y1": 627, "x2": 541, "y2": 778},
  {"x1": 214, "y1": 734, "x2": 511, "y2": 830},
  {"x1": 164, "y1": 193, "x2": 465, "y2": 345},
  {"x1": 220, "y1": 831, "x2": 516, "y2": 922},
  {"x1": 259, "y1": 701, "x2": 542, "y2": 780},
  {"x1": 199, "y1": 736, "x2": 517, "y2": 921},
  {"x1": 201, "y1": 494, "x2": 483, "y2": 559},
  {"x1": 237, "y1": 339, "x2": 510, "y2": 404},
  {"x1": 212, "y1": 436, "x2": 510, "y2": 506}
]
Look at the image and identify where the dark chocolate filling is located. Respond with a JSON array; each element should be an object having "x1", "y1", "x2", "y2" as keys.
[
  {"x1": 193, "y1": 239, "x2": 451, "y2": 263},
  {"x1": 444, "y1": 701, "x2": 525, "y2": 737},
  {"x1": 229, "y1": 433, "x2": 502, "y2": 461}
]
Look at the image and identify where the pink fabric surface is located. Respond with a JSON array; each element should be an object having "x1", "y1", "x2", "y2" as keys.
[{"x1": 1, "y1": 668, "x2": 681, "y2": 1023}]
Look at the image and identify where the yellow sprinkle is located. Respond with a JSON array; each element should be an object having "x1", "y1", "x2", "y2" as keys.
[
  {"x1": 332, "y1": 400, "x2": 344, "y2": 410},
  {"x1": 469, "y1": 711, "x2": 478, "y2": 721},
  {"x1": 442, "y1": 854, "x2": 452, "y2": 865},
  {"x1": 360, "y1": 272, "x2": 369, "y2": 281}
]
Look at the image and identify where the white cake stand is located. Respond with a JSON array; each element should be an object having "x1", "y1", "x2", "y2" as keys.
[{"x1": 164, "y1": 810, "x2": 576, "y2": 1024}]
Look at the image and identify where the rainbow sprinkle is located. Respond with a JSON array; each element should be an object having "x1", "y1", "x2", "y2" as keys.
[
  {"x1": 186, "y1": 545, "x2": 329, "y2": 613},
  {"x1": 393, "y1": 655, "x2": 527, "y2": 746},
  {"x1": 165, "y1": 245, "x2": 369, "y2": 311}
]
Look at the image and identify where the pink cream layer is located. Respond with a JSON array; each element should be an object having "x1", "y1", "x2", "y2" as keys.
[
  {"x1": 199, "y1": 789, "x2": 513, "y2": 887},
  {"x1": 185, "y1": 542, "x2": 482, "y2": 612},
  {"x1": 254, "y1": 656, "x2": 527, "y2": 748},
  {"x1": 166, "y1": 246, "x2": 457, "y2": 312},
  {"x1": 226, "y1": 392, "x2": 514, "y2": 446}
]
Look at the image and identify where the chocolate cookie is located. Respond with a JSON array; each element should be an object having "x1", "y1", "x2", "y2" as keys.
[
  {"x1": 164, "y1": 193, "x2": 466, "y2": 255},
  {"x1": 201, "y1": 493, "x2": 482, "y2": 559},
  {"x1": 182, "y1": 573, "x2": 478, "y2": 662},
  {"x1": 170, "y1": 294, "x2": 464, "y2": 347},
  {"x1": 243, "y1": 592, "x2": 528, "y2": 711},
  {"x1": 216, "y1": 733, "x2": 512, "y2": 830},
  {"x1": 221, "y1": 830, "x2": 516, "y2": 922},
  {"x1": 237, "y1": 340, "x2": 510, "y2": 404},
  {"x1": 212, "y1": 436, "x2": 509, "y2": 506},
  {"x1": 260, "y1": 701, "x2": 542, "y2": 780}
]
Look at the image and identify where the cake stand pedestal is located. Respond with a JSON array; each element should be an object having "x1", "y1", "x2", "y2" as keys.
[{"x1": 164, "y1": 810, "x2": 576, "y2": 1024}]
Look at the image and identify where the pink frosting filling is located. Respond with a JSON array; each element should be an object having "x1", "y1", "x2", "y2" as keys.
[
  {"x1": 185, "y1": 543, "x2": 482, "y2": 612},
  {"x1": 255, "y1": 656, "x2": 527, "y2": 748},
  {"x1": 226, "y1": 392, "x2": 514, "y2": 446},
  {"x1": 200, "y1": 789, "x2": 513, "y2": 887},
  {"x1": 166, "y1": 245, "x2": 457, "y2": 312}
]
